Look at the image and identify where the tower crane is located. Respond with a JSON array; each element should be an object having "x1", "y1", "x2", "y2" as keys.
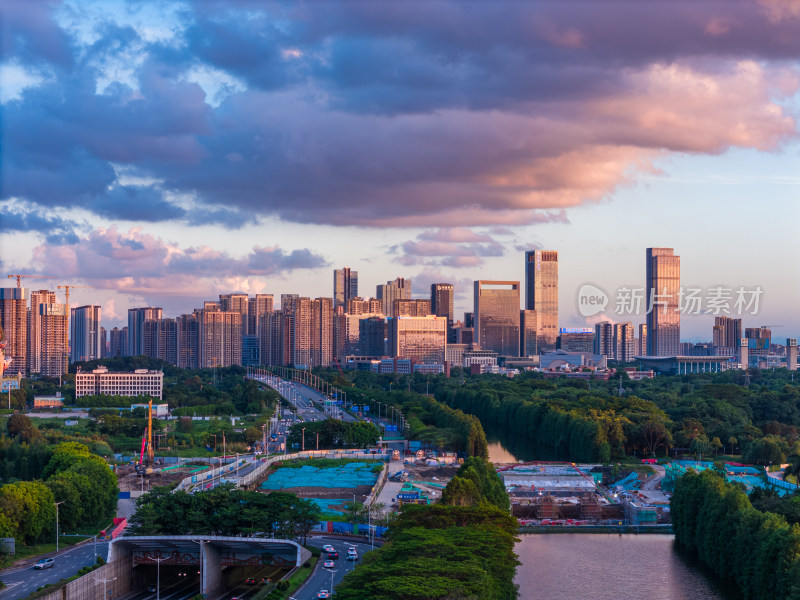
[
  {"x1": 57, "y1": 284, "x2": 91, "y2": 315},
  {"x1": 7, "y1": 274, "x2": 54, "y2": 288}
]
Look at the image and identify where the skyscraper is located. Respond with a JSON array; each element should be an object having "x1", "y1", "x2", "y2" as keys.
[
  {"x1": 220, "y1": 293, "x2": 250, "y2": 334},
  {"x1": 645, "y1": 248, "x2": 680, "y2": 357},
  {"x1": 520, "y1": 310, "x2": 538, "y2": 356},
  {"x1": 176, "y1": 314, "x2": 199, "y2": 369},
  {"x1": 387, "y1": 315, "x2": 447, "y2": 364},
  {"x1": 334, "y1": 268, "x2": 359, "y2": 311},
  {"x1": 712, "y1": 316, "x2": 742, "y2": 350},
  {"x1": 38, "y1": 303, "x2": 68, "y2": 377},
  {"x1": 199, "y1": 309, "x2": 241, "y2": 368},
  {"x1": 28, "y1": 289, "x2": 56, "y2": 374},
  {"x1": 70, "y1": 305, "x2": 102, "y2": 363},
  {"x1": 474, "y1": 281, "x2": 521, "y2": 357},
  {"x1": 310, "y1": 297, "x2": 333, "y2": 367},
  {"x1": 0, "y1": 287, "x2": 27, "y2": 375},
  {"x1": 376, "y1": 278, "x2": 411, "y2": 318},
  {"x1": 638, "y1": 324, "x2": 648, "y2": 356},
  {"x1": 614, "y1": 322, "x2": 636, "y2": 362},
  {"x1": 144, "y1": 318, "x2": 177, "y2": 365},
  {"x1": 128, "y1": 307, "x2": 163, "y2": 357},
  {"x1": 109, "y1": 327, "x2": 126, "y2": 358},
  {"x1": 248, "y1": 294, "x2": 273, "y2": 336},
  {"x1": 594, "y1": 321, "x2": 615, "y2": 357},
  {"x1": 525, "y1": 250, "x2": 558, "y2": 352},
  {"x1": 430, "y1": 283, "x2": 454, "y2": 324}
]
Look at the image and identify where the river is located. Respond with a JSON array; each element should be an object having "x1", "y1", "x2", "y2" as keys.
[
  {"x1": 514, "y1": 534, "x2": 737, "y2": 600},
  {"x1": 488, "y1": 441, "x2": 737, "y2": 599}
]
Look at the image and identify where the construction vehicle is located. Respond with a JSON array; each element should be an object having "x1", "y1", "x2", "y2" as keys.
[{"x1": 135, "y1": 400, "x2": 155, "y2": 475}]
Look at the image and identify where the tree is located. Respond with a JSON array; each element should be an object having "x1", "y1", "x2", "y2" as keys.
[
  {"x1": 0, "y1": 481, "x2": 56, "y2": 544},
  {"x1": 6, "y1": 414, "x2": 39, "y2": 443}
]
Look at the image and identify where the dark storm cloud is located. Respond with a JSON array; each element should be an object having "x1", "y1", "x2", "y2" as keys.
[
  {"x1": 2, "y1": 1, "x2": 799, "y2": 228},
  {"x1": 0, "y1": 205, "x2": 80, "y2": 245}
]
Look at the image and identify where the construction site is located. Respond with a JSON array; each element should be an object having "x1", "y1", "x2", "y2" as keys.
[{"x1": 500, "y1": 462, "x2": 668, "y2": 526}]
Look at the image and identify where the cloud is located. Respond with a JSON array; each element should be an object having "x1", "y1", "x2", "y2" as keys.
[
  {"x1": 391, "y1": 228, "x2": 506, "y2": 268},
  {"x1": 23, "y1": 227, "x2": 329, "y2": 306},
  {"x1": 2, "y1": 2, "x2": 800, "y2": 228},
  {"x1": 0, "y1": 202, "x2": 81, "y2": 244}
]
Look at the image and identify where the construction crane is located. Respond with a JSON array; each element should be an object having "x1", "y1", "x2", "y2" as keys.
[
  {"x1": 57, "y1": 284, "x2": 91, "y2": 314},
  {"x1": 135, "y1": 400, "x2": 155, "y2": 475},
  {"x1": 7, "y1": 274, "x2": 54, "y2": 288}
]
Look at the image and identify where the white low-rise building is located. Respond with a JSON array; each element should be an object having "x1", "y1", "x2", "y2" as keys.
[{"x1": 75, "y1": 366, "x2": 164, "y2": 400}]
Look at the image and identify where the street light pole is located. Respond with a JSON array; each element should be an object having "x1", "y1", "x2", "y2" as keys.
[
  {"x1": 302, "y1": 427, "x2": 306, "y2": 452},
  {"x1": 153, "y1": 556, "x2": 167, "y2": 600},
  {"x1": 54, "y1": 501, "x2": 64, "y2": 552},
  {"x1": 94, "y1": 575, "x2": 116, "y2": 600}
]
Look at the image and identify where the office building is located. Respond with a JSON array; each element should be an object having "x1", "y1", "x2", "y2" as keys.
[
  {"x1": 558, "y1": 327, "x2": 594, "y2": 354},
  {"x1": 38, "y1": 303, "x2": 69, "y2": 377},
  {"x1": 520, "y1": 310, "x2": 538, "y2": 356},
  {"x1": 431, "y1": 282, "x2": 455, "y2": 325},
  {"x1": 248, "y1": 294, "x2": 273, "y2": 336},
  {"x1": 614, "y1": 322, "x2": 636, "y2": 362},
  {"x1": 70, "y1": 305, "x2": 102, "y2": 363},
  {"x1": 645, "y1": 248, "x2": 680, "y2": 356},
  {"x1": 376, "y1": 278, "x2": 412, "y2": 318},
  {"x1": 199, "y1": 309, "x2": 242, "y2": 368},
  {"x1": 638, "y1": 324, "x2": 648, "y2": 356},
  {"x1": 387, "y1": 315, "x2": 447, "y2": 364},
  {"x1": 28, "y1": 290, "x2": 56, "y2": 374},
  {"x1": 334, "y1": 268, "x2": 359, "y2": 311},
  {"x1": 334, "y1": 312, "x2": 383, "y2": 360},
  {"x1": 525, "y1": 250, "x2": 558, "y2": 352},
  {"x1": 359, "y1": 316, "x2": 386, "y2": 357},
  {"x1": 128, "y1": 307, "x2": 163, "y2": 357},
  {"x1": 594, "y1": 321, "x2": 615, "y2": 358},
  {"x1": 0, "y1": 287, "x2": 27, "y2": 375},
  {"x1": 474, "y1": 281, "x2": 521, "y2": 357},
  {"x1": 75, "y1": 365, "x2": 163, "y2": 399},
  {"x1": 176, "y1": 314, "x2": 199, "y2": 369},
  {"x1": 745, "y1": 327, "x2": 771, "y2": 357}
]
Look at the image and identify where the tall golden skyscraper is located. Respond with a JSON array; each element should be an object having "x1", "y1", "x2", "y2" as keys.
[
  {"x1": 525, "y1": 250, "x2": 558, "y2": 352},
  {"x1": 474, "y1": 281, "x2": 520, "y2": 357},
  {"x1": 646, "y1": 247, "x2": 680, "y2": 356}
]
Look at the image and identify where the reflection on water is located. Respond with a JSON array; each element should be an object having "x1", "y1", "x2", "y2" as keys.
[
  {"x1": 515, "y1": 534, "x2": 738, "y2": 600},
  {"x1": 486, "y1": 427, "x2": 569, "y2": 464}
]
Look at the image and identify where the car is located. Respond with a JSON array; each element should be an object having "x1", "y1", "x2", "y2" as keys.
[
  {"x1": 347, "y1": 547, "x2": 357, "y2": 556},
  {"x1": 147, "y1": 585, "x2": 157, "y2": 593},
  {"x1": 322, "y1": 544, "x2": 336, "y2": 553},
  {"x1": 317, "y1": 591, "x2": 331, "y2": 599},
  {"x1": 347, "y1": 553, "x2": 358, "y2": 561},
  {"x1": 245, "y1": 577, "x2": 256, "y2": 585},
  {"x1": 33, "y1": 558, "x2": 54, "y2": 569},
  {"x1": 323, "y1": 560, "x2": 335, "y2": 568},
  {"x1": 328, "y1": 551, "x2": 339, "y2": 559}
]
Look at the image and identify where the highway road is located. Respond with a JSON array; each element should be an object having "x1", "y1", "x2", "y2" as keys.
[
  {"x1": 0, "y1": 540, "x2": 109, "y2": 600},
  {"x1": 293, "y1": 537, "x2": 378, "y2": 600}
]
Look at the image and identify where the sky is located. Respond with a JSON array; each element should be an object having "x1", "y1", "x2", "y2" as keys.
[{"x1": 1, "y1": 0, "x2": 799, "y2": 342}]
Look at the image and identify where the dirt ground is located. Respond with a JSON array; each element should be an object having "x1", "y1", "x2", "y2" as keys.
[
  {"x1": 115, "y1": 463, "x2": 210, "y2": 491},
  {"x1": 403, "y1": 464, "x2": 459, "y2": 481}
]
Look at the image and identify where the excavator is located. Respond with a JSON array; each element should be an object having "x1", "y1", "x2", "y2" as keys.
[{"x1": 135, "y1": 400, "x2": 155, "y2": 475}]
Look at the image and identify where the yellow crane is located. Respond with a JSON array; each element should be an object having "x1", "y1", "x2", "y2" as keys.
[
  {"x1": 7, "y1": 274, "x2": 54, "y2": 287},
  {"x1": 57, "y1": 284, "x2": 91, "y2": 315}
]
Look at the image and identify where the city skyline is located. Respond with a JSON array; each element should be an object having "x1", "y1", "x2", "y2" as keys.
[{"x1": 1, "y1": 1, "x2": 799, "y2": 339}]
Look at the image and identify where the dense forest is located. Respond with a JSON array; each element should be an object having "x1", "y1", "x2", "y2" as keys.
[
  {"x1": 672, "y1": 469, "x2": 800, "y2": 600},
  {"x1": 333, "y1": 457, "x2": 519, "y2": 600},
  {"x1": 308, "y1": 367, "x2": 800, "y2": 463}
]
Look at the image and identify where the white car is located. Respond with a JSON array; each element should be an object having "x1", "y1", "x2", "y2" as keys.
[
  {"x1": 33, "y1": 558, "x2": 54, "y2": 569},
  {"x1": 322, "y1": 544, "x2": 336, "y2": 553},
  {"x1": 323, "y1": 560, "x2": 335, "y2": 568},
  {"x1": 317, "y1": 590, "x2": 331, "y2": 599}
]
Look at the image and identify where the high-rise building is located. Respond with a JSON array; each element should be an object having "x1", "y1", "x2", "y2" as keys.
[
  {"x1": 0, "y1": 287, "x2": 27, "y2": 375},
  {"x1": 334, "y1": 268, "x2": 359, "y2": 311},
  {"x1": 311, "y1": 297, "x2": 334, "y2": 367},
  {"x1": 525, "y1": 250, "x2": 558, "y2": 352},
  {"x1": 376, "y1": 278, "x2": 412, "y2": 318},
  {"x1": 638, "y1": 324, "x2": 647, "y2": 356},
  {"x1": 28, "y1": 289, "x2": 56, "y2": 374},
  {"x1": 645, "y1": 248, "x2": 680, "y2": 356},
  {"x1": 712, "y1": 316, "x2": 742, "y2": 350},
  {"x1": 520, "y1": 310, "x2": 538, "y2": 356},
  {"x1": 144, "y1": 318, "x2": 177, "y2": 365},
  {"x1": 614, "y1": 322, "x2": 636, "y2": 362},
  {"x1": 474, "y1": 281, "x2": 521, "y2": 357},
  {"x1": 334, "y1": 312, "x2": 383, "y2": 360},
  {"x1": 109, "y1": 327, "x2": 126, "y2": 358},
  {"x1": 431, "y1": 283, "x2": 454, "y2": 324},
  {"x1": 261, "y1": 311, "x2": 291, "y2": 367},
  {"x1": 248, "y1": 294, "x2": 273, "y2": 337},
  {"x1": 70, "y1": 305, "x2": 102, "y2": 363},
  {"x1": 745, "y1": 326, "x2": 771, "y2": 357},
  {"x1": 100, "y1": 327, "x2": 107, "y2": 358},
  {"x1": 177, "y1": 314, "x2": 199, "y2": 369},
  {"x1": 387, "y1": 315, "x2": 447, "y2": 364},
  {"x1": 787, "y1": 338, "x2": 797, "y2": 371},
  {"x1": 393, "y1": 299, "x2": 431, "y2": 317},
  {"x1": 359, "y1": 317, "x2": 386, "y2": 357},
  {"x1": 346, "y1": 297, "x2": 383, "y2": 315},
  {"x1": 594, "y1": 321, "x2": 615, "y2": 357},
  {"x1": 128, "y1": 307, "x2": 163, "y2": 357},
  {"x1": 220, "y1": 293, "x2": 250, "y2": 334},
  {"x1": 558, "y1": 327, "x2": 594, "y2": 353},
  {"x1": 38, "y1": 303, "x2": 68, "y2": 377},
  {"x1": 199, "y1": 309, "x2": 242, "y2": 368}
]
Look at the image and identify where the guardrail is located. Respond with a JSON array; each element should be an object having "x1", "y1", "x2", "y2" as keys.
[{"x1": 766, "y1": 472, "x2": 799, "y2": 492}]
